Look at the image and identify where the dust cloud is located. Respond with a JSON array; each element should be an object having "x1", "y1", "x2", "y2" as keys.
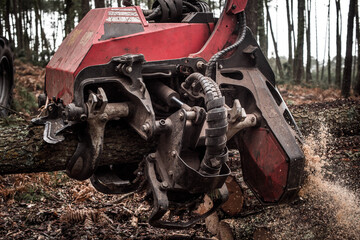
[{"x1": 299, "y1": 122, "x2": 360, "y2": 239}]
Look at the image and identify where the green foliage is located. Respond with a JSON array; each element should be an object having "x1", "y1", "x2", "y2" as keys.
[
  {"x1": 12, "y1": 86, "x2": 38, "y2": 115},
  {"x1": 14, "y1": 185, "x2": 50, "y2": 203}
]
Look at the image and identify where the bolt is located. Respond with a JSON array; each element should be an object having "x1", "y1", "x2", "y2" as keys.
[
  {"x1": 125, "y1": 66, "x2": 133, "y2": 73},
  {"x1": 48, "y1": 105, "x2": 53, "y2": 112},
  {"x1": 171, "y1": 150, "x2": 177, "y2": 158},
  {"x1": 161, "y1": 181, "x2": 169, "y2": 189},
  {"x1": 159, "y1": 119, "x2": 166, "y2": 127},
  {"x1": 168, "y1": 170, "x2": 174, "y2": 176},
  {"x1": 141, "y1": 123, "x2": 150, "y2": 133},
  {"x1": 80, "y1": 114, "x2": 87, "y2": 121},
  {"x1": 196, "y1": 61, "x2": 205, "y2": 70},
  {"x1": 219, "y1": 64, "x2": 223, "y2": 69},
  {"x1": 179, "y1": 112, "x2": 185, "y2": 121}
]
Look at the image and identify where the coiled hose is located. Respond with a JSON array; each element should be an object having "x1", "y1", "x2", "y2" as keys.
[
  {"x1": 184, "y1": 73, "x2": 228, "y2": 175},
  {"x1": 205, "y1": 11, "x2": 247, "y2": 78}
]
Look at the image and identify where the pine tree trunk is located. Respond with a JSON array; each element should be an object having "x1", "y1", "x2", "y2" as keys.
[
  {"x1": 257, "y1": 0, "x2": 267, "y2": 57},
  {"x1": 245, "y1": 0, "x2": 258, "y2": 35},
  {"x1": 342, "y1": 0, "x2": 356, "y2": 98},
  {"x1": 34, "y1": 0, "x2": 40, "y2": 63},
  {"x1": 294, "y1": 0, "x2": 305, "y2": 84},
  {"x1": 80, "y1": 0, "x2": 91, "y2": 21},
  {"x1": 286, "y1": 0, "x2": 293, "y2": 76},
  {"x1": 327, "y1": 0, "x2": 331, "y2": 85},
  {"x1": 355, "y1": 1, "x2": 360, "y2": 96},
  {"x1": 64, "y1": 0, "x2": 75, "y2": 36},
  {"x1": 305, "y1": 0, "x2": 312, "y2": 83},
  {"x1": 265, "y1": 1, "x2": 284, "y2": 79},
  {"x1": 95, "y1": 0, "x2": 105, "y2": 8},
  {"x1": 4, "y1": 0, "x2": 12, "y2": 42},
  {"x1": 13, "y1": 0, "x2": 23, "y2": 50},
  {"x1": 335, "y1": 0, "x2": 342, "y2": 88}
]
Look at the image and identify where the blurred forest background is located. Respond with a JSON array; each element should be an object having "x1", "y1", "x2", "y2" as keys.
[{"x1": 0, "y1": 0, "x2": 359, "y2": 97}]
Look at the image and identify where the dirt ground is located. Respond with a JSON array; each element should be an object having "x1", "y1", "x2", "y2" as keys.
[{"x1": 0, "y1": 62, "x2": 359, "y2": 239}]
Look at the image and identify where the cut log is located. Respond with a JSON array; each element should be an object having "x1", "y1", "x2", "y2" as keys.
[
  {"x1": 0, "y1": 99, "x2": 359, "y2": 175},
  {"x1": 0, "y1": 119, "x2": 155, "y2": 175}
]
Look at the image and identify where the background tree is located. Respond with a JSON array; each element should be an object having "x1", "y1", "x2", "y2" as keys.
[
  {"x1": 95, "y1": 0, "x2": 105, "y2": 8},
  {"x1": 342, "y1": 0, "x2": 356, "y2": 97},
  {"x1": 245, "y1": 0, "x2": 258, "y2": 35},
  {"x1": 257, "y1": 0, "x2": 267, "y2": 56},
  {"x1": 286, "y1": 0, "x2": 293, "y2": 78},
  {"x1": 64, "y1": 0, "x2": 75, "y2": 36},
  {"x1": 305, "y1": 0, "x2": 311, "y2": 83},
  {"x1": 294, "y1": 0, "x2": 305, "y2": 84},
  {"x1": 80, "y1": 0, "x2": 90, "y2": 20},
  {"x1": 354, "y1": 1, "x2": 360, "y2": 96},
  {"x1": 265, "y1": 0, "x2": 284, "y2": 79},
  {"x1": 335, "y1": 0, "x2": 342, "y2": 88}
]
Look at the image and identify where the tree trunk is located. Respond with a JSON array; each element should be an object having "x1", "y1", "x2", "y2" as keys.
[
  {"x1": 294, "y1": 0, "x2": 305, "y2": 84},
  {"x1": 34, "y1": 0, "x2": 40, "y2": 63},
  {"x1": 13, "y1": 0, "x2": 23, "y2": 50},
  {"x1": 245, "y1": 0, "x2": 258, "y2": 36},
  {"x1": 1, "y1": 99, "x2": 359, "y2": 175},
  {"x1": 64, "y1": 0, "x2": 75, "y2": 37},
  {"x1": 355, "y1": 1, "x2": 360, "y2": 96},
  {"x1": 0, "y1": 11, "x2": 3, "y2": 37},
  {"x1": 4, "y1": 0, "x2": 12, "y2": 42},
  {"x1": 265, "y1": 1, "x2": 284, "y2": 79},
  {"x1": 95, "y1": 0, "x2": 105, "y2": 8},
  {"x1": 315, "y1": 1, "x2": 319, "y2": 83},
  {"x1": 80, "y1": 0, "x2": 90, "y2": 21},
  {"x1": 286, "y1": 0, "x2": 293, "y2": 77},
  {"x1": 335, "y1": 0, "x2": 342, "y2": 88},
  {"x1": 305, "y1": 0, "x2": 312, "y2": 83},
  {"x1": 342, "y1": 0, "x2": 356, "y2": 98},
  {"x1": 327, "y1": 0, "x2": 331, "y2": 85},
  {"x1": 258, "y1": 0, "x2": 267, "y2": 57},
  {"x1": 0, "y1": 120, "x2": 154, "y2": 175}
]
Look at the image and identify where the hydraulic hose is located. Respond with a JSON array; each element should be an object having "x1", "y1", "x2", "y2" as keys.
[
  {"x1": 145, "y1": 5, "x2": 162, "y2": 20},
  {"x1": 205, "y1": 11, "x2": 247, "y2": 78},
  {"x1": 184, "y1": 73, "x2": 228, "y2": 175}
]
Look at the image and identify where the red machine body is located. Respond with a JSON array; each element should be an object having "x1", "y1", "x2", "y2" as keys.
[{"x1": 46, "y1": 0, "x2": 248, "y2": 105}]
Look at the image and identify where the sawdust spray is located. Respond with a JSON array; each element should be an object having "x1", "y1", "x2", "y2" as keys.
[{"x1": 299, "y1": 121, "x2": 360, "y2": 238}]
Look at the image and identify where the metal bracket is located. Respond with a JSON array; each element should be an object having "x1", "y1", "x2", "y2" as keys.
[
  {"x1": 66, "y1": 87, "x2": 130, "y2": 180},
  {"x1": 145, "y1": 154, "x2": 229, "y2": 229},
  {"x1": 31, "y1": 103, "x2": 66, "y2": 144}
]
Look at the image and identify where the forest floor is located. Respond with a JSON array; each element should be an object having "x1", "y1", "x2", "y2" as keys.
[{"x1": 0, "y1": 62, "x2": 359, "y2": 239}]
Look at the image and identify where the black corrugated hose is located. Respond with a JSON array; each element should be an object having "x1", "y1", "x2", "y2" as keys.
[
  {"x1": 205, "y1": 11, "x2": 247, "y2": 78},
  {"x1": 184, "y1": 73, "x2": 228, "y2": 175}
]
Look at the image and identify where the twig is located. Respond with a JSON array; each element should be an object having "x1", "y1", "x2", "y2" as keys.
[
  {"x1": 0, "y1": 105, "x2": 30, "y2": 123},
  {"x1": 113, "y1": 192, "x2": 135, "y2": 204}
]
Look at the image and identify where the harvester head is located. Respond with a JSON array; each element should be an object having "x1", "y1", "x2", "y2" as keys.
[{"x1": 33, "y1": 0, "x2": 304, "y2": 228}]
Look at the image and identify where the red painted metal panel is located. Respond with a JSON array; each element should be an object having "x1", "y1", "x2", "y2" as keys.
[
  {"x1": 240, "y1": 128, "x2": 288, "y2": 202},
  {"x1": 46, "y1": 6, "x2": 214, "y2": 104},
  {"x1": 76, "y1": 23, "x2": 214, "y2": 76}
]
